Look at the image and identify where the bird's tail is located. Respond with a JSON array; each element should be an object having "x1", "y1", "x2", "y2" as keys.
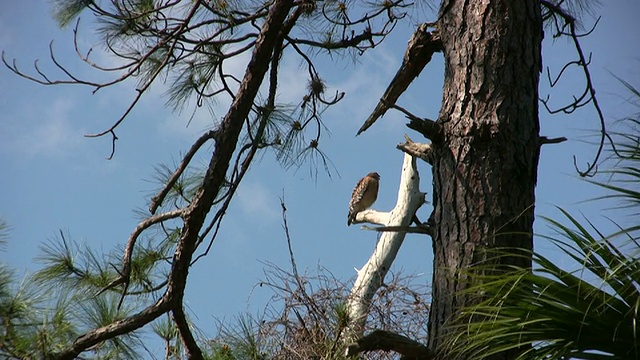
[{"x1": 347, "y1": 212, "x2": 356, "y2": 226}]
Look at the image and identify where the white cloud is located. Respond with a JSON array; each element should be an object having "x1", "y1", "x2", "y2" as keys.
[
  {"x1": 0, "y1": 97, "x2": 85, "y2": 158},
  {"x1": 275, "y1": 58, "x2": 315, "y2": 104},
  {"x1": 236, "y1": 180, "x2": 279, "y2": 222},
  {"x1": 324, "y1": 47, "x2": 399, "y2": 127}
]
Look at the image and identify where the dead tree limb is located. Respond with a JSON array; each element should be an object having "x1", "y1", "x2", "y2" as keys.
[
  {"x1": 357, "y1": 24, "x2": 442, "y2": 135},
  {"x1": 397, "y1": 134, "x2": 433, "y2": 165},
  {"x1": 345, "y1": 152, "x2": 425, "y2": 341}
]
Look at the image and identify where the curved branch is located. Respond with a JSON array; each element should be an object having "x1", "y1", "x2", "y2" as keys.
[
  {"x1": 346, "y1": 329, "x2": 435, "y2": 360},
  {"x1": 539, "y1": 136, "x2": 567, "y2": 145},
  {"x1": 540, "y1": 0, "x2": 613, "y2": 177},
  {"x1": 172, "y1": 306, "x2": 203, "y2": 360},
  {"x1": 95, "y1": 209, "x2": 183, "y2": 304},
  {"x1": 54, "y1": 297, "x2": 171, "y2": 360},
  {"x1": 149, "y1": 129, "x2": 220, "y2": 214},
  {"x1": 73, "y1": 19, "x2": 138, "y2": 72}
]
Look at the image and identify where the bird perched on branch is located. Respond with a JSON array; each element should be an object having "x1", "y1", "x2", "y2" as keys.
[
  {"x1": 357, "y1": 23, "x2": 439, "y2": 135},
  {"x1": 348, "y1": 172, "x2": 380, "y2": 226}
]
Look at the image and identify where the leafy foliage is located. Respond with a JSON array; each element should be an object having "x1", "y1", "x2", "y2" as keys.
[{"x1": 0, "y1": 234, "x2": 146, "y2": 359}]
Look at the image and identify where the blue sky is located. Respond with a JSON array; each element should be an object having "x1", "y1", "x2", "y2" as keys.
[{"x1": 1, "y1": 0, "x2": 639, "y2": 351}]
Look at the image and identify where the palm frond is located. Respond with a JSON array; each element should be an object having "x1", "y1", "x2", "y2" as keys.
[{"x1": 445, "y1": 241, "x2": 639, "y2": 359}]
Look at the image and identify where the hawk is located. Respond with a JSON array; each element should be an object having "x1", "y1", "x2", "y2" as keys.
[{"x1": 348, "y1": 172, "x2": 380, "y2": 226}]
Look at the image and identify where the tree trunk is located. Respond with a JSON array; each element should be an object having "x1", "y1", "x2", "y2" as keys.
[{"x1": 428, "y1": 0, "x2": 542, "y2": 358}]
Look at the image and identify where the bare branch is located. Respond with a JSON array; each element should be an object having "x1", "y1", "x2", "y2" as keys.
[
  {"x1": 362, "y1": 224, "x2": 432, "y2": 235},
  {"x1": 105, "y1": 130, "x2": 118, "y2": 160},
  {"x1": 540, "y1": 0, "x2": 614, "y2": 177},
  {"x1": 280, "y1": 196, "x2": 301, "y2": 281},
  {"x1": 539, "y1": 136, "x2": 567, "y2": 145},
  {"x1": 287, "y1": 27, "x2": 380, "y2": 51},
  {"x1": 346, "y1": 329, "x2": 435, "y2": 359},
  {"x1": 397, "y1": 134, "x2": 433, "y2": 165},
  {"x1": 357, "y1": 24, "x2": 442, "y2": 135},
  {"x1": 2, "y1": 48, "x2": 102, "y2": 87}
]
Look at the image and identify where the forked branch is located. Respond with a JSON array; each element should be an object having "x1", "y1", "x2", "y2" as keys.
[
  {"x1": 397, "y1": 134, "x2": 434, "y2": 165},
  {"x1": 345, "y1": 152, "x2": 425, "y2": 341},
  {"x1": 540, "y1": 0, "x2": 614, "y2": 177}
]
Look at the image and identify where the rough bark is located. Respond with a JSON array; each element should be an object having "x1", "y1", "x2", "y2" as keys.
[{"x1": 428, "y1": 0, "x2": 542, "y2": 358}]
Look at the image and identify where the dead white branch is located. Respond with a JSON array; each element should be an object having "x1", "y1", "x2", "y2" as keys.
[
  {"x1": 397, "y1": 134, "x2": 433, "y2": 165},
  {"x1": 345, "y1": 152, "x2": 425, "y2": 342},
  {"x1": 353, "y1": 209, "x2": 389, "y2": 225}
]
